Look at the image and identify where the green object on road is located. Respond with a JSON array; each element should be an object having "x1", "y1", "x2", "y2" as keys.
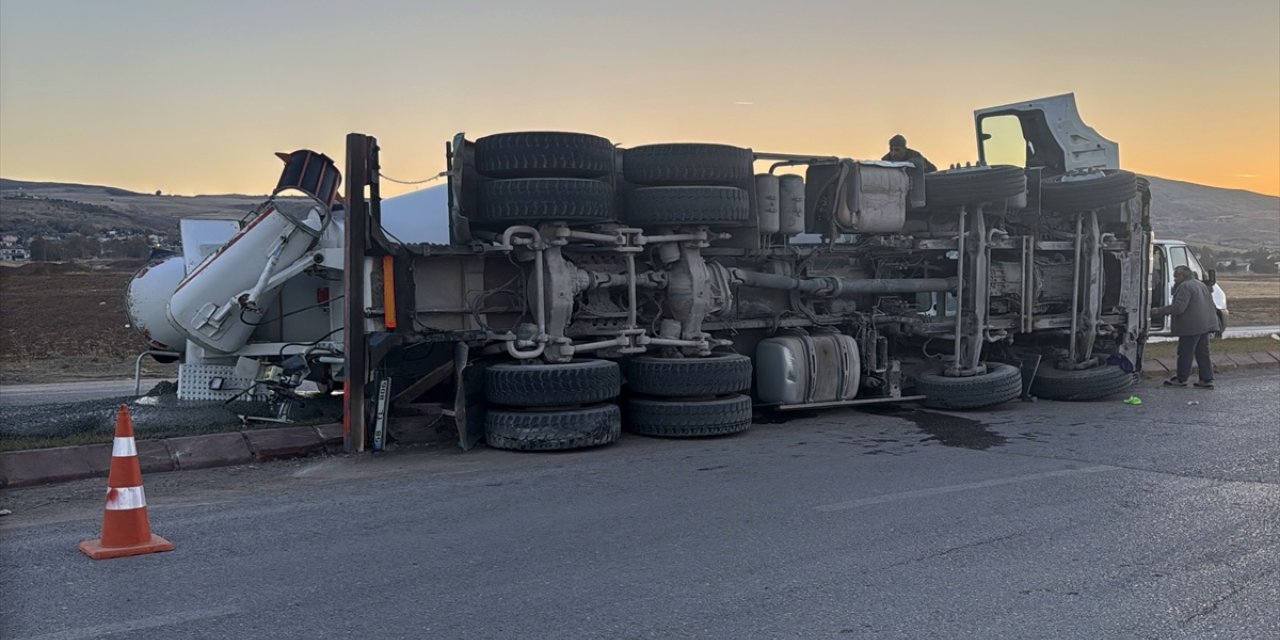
[{"x1": 1123, "y1": 395, "x2": 1142, "y2": 406}]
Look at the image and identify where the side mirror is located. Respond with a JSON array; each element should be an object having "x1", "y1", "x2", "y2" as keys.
[{"x1": 1203, "y1": 268, "x2": 1217, "y2": 286}]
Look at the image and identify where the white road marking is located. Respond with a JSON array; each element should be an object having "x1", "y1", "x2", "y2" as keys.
[
  {"x1": 814, "y1": 465, "x2": 1121, "y2": 512},
  {"x1": 15, "y1": 606, "x2": 239, "y2": 640}
]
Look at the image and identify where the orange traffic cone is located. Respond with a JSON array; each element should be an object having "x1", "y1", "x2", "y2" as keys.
[{"x1": 79, "y1": 405, "x2": 174, "y2": 560}]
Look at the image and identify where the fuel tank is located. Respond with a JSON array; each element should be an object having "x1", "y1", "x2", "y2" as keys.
[{"x1": 755, "y1": 331, "x2": 861, "y2": 405}]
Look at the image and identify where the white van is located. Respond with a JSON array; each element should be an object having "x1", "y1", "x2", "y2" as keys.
[{"x1": 1152, "y1": 239, "x2": 1228, "y2": 336}]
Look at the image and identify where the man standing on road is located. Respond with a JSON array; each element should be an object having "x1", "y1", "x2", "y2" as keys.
[
  {"x1": 883, "y1": 134, "x2": 937, "y2": 173},
  {"x1": 1152, "y1": 265, "x2": 1219, "y2": 388}
]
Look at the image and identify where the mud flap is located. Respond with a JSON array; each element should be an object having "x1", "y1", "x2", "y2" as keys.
[{"x1": 453, "y1": 342, "x2": 489, "y2": 450}]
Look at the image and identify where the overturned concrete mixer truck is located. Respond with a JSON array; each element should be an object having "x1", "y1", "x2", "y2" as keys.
[{"x1": 126, "y1": 93, "x2": 1153, "y2": 452}]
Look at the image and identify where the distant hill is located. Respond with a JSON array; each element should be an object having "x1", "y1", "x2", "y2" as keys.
[
  {"x1": 1143, "y1": 177, "x2": 1279, "y2": 250},
  {"x1": 0, "y1": 178, "x2": 282, "y2": 238},
  {"x1": 1, "y1": 175, "x2": 1276, "y2": 250}
]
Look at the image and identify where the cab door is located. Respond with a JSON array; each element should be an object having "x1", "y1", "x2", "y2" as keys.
[{"x1": 1151, "y1": 244, "x2": 1170, "y2": 332}]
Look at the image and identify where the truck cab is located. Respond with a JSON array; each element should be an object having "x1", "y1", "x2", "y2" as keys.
[{"x1": 1151, "y1": 239, "x2": 1228, "y2": 335}]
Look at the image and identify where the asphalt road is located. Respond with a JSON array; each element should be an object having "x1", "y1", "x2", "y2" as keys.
[
  {"x1": 2, "y1": 370, "x2": 1278, "y2": 640},
  {"x1": 0, "y1": 379, "x2": 170, "y2": 407}
]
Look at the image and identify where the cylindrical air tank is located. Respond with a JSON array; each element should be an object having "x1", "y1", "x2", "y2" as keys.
[
  {"x1": 754, "y1": 174, "x2": 781, "y2": 234},
  {"x1": 778, "y1": 174, "x2": 806, "y2": 235}
]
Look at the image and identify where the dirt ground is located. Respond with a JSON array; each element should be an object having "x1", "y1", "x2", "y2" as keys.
[
  {"x1": 0, "y1": 261, "x2": 177, "y2": 384},
  {"x1": 1217, "y1": 274, "x2": 1280, "y2": 327}
]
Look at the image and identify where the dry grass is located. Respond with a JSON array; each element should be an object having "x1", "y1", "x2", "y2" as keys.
[{"x1": 1218, "y1": 275, "x2": 1280, "y2": 327}]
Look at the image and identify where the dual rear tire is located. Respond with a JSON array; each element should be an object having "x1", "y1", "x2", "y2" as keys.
[
  {"x1": 481, "y1": 354, "x2": 755, "y2": 449},
  {"x1": 625, "y1": 354, "x2": 754, "y2": 437},
  {"x1": 472, "y1": 132, "x2": 617, "y2": 227},
  {"x1": 483, "y1": 359, "x2": 621, "y2": 451}
]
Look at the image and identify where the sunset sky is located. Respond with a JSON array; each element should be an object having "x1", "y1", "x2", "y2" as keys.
[{"x1": 2, "y1": 0, "x2": 1278, "y2": 197}]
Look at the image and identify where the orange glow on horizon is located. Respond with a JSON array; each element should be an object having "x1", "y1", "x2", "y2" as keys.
[{"x1": 1, "y1": 1, "x2": 1277, "y2": 199}]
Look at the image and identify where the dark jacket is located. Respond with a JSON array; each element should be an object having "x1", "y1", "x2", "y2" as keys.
[
  {"x1": 882, "y1": 148, "x2": 937, "y2": 173},
  {"x1": 1156, "y1": 278, "x2": 1219, "y2": 336}
]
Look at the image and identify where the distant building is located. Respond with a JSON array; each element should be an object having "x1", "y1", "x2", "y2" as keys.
[
  {"x1": 1215, "y1": 260, "x2": 1252, "y2": 274},
  {"x1": 0, "y1": 247, "x2": 29, "y2": 261}
]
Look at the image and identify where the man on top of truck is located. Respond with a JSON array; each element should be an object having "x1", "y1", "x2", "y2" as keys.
[{"x1": 883, "y1": 134, "x2": 937, "y2": 172}]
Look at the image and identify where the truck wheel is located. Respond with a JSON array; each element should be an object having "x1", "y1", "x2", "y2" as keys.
[
  {"x1": 1030, "y1": 362, "x2": 1136, "y2": 401},
  {"x1": 924, "y1": 165, "x2": 1025, "y2": 208},
  {"x1": 474, "y1": 132, "x2": 614, "y2": 179},
  {"x1": 626, "y1": 354, "x2": 752, "y2": 397},
  {"x1": 1040, "y1": 169, "x2": 1137, "y2": 212},
  {"x1": 475, "y1": 178, "x2": 614, "y2": 225},
  {"x1": 626, "y1": 394, "x2": 752, "y2": 438},
  {"x1": 625, "y1": 186, "x2": 750, "y2": 226},
  {"x1": 914, "y1": 362, "x2": 1022, "y2": 410},
  {"x1": 1214, "y1": 310, "x2": 1226, "y2": 339},
  {"x1": 485, "y1": 359, "x2": 620, "y2": 407},
  {"x1": 485, "y1": 404, "x2": 621, "y2": 451},
  {"x1": 623, "y1": 143, "x2": 753, "y2": 186}
]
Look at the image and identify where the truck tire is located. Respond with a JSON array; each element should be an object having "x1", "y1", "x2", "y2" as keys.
[
  {"x1": 1215, "y1": 310, "x2": 1226, "y2": 339},
  {"x1": 625, "y1": 186, "x2": 750, "y2": 226},
  {"x1": 626, "y1": 354, "x2": 752, "y2": 397},
  {"x1": 485, "y1": 359, "x2": 620, "y2": 407},
  {"x1": 485, "y1": 403, "x2": 621, "y2": 451},
  {"x1": 1040, "y1": 170, "x2": 1137, "y2": 212},
  {"x1": 914, "y1": 362, "x2": 1022, "y2": 410},
  {"x1": 924, "y1": 165, "x2": 1026, "y2": 208},
  {"x1": 475, "y1": 178, "x2": 614, "y2": 225},
  {"x1": 623, "y1": 143, "x2": 753, "y2": 185},
  {"x1": 626, "y1": 394, "x2": 752, "y2": 438},
  {"x1": 1030, "y1": 362, "x2": 1136, "y2": 401},
  {"x1": 474, "y1": 132, "x2": 614, "y2": 179}
]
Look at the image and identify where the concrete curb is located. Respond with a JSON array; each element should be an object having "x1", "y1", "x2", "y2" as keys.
[
  {"x1": 0, "y1": 423, "x2": 343, "y2": 489},
  {"x1": 1139, "y1": 350, "x2": 1280, "y2": 379}
]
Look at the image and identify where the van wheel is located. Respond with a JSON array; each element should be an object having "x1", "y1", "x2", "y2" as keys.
[
  {"x1": 484, "y1": 404, "x2": 621, "y2": 451},
  {"x1": 1214, "y1": 310, "x2": 1226, "y2": 339},
  {"x1": 914, "y1": 363, "x2": 1022, "y2": 410},
  {"x1": 1030, "y1": 362, "x2": 1136, "y2": 401},
  {"x1": 625, "y1": 394, "x2": 752, "y2": 438}
]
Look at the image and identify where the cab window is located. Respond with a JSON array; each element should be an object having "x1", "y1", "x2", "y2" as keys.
[
  {"x1": 1167, "y1": 245, "x2": 1190, "y2": 272},
  {"x1": 979, "y1": 115, "x2": 1027, "y2": 167}
]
